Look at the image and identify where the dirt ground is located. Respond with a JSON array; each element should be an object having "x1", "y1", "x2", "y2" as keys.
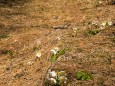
[{"x1": 0, "y1": 0, "x2": 115, "y2": 86}]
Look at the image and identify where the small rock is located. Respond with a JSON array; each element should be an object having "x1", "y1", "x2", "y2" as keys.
[
  {"x1": 13, "y1": 71, "x2": 25, "y2": 79},
  {"x1": 52, "y1": 24, "x2": 70, "y2": 29}
]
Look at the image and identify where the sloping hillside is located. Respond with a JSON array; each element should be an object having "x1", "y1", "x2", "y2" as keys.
[{"x1": 0, "y1": 0, "x2": 115, "y2": 86}]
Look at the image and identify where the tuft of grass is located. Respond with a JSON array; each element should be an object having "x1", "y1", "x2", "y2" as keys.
[
  {"x1": 86, "y1": 29, "x2": 100, "y2": 36},
  {"x1": 7, "y1": 50, "x2": 14, "y2": 56},
  {"x1": 75, "y1": 71, "x2": 93, "y2": 81},
  {"x1": 51, "y1": 48, "x2": 69, "y2": 62},
  {"x1": 51, "y1": 55, "x2": 57, "y2": 62},
  {"x1": 33, "y1": 46, "x2": 39, "y2": 51},
  {"x1": 0, "y1": 34, "x2": 9, "y2": 39}
]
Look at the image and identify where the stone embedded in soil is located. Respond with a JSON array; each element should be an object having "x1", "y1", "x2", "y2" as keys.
[{"x1": 52, "y1": 24, "x2": 70, "y2": 29}]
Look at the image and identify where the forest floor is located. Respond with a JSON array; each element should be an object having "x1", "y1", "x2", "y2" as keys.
[{"x1": 0, "y1": 0, "x2": 115, "y2": 86}]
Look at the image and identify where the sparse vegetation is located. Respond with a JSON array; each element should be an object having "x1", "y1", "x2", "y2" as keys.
[
  {"x1": 33, "y1": 46, "x2": 39, "y2": 51},
  {"x1": 7, "y1": 50, "x2": 14, "y2": 56},
  {"x1": 75, "y1": 71, "x2": 93, "y2": 81},
  {"x1": 51, "y1": 48, "x2": 68, "y2": 62},
  {"x1": 0, "y1": 0, "x2": 115, "y2": 86},
  {"x1": 86, "y1": 29, "x2": 100, "y2": 36}
]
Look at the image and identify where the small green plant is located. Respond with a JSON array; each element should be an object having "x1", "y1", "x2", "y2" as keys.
[
  {"x1": 75, "y1": 71, "x2": 93, "y2": 80},
  {"x1": 7, "y1": 50, "x2": 14, "y2": 56},
  {"x1": 0, "y1": 34, "x2": 9, "y2": 39},
  {"x1": 51, "y1": 48, "x2": 69, "y2": 62},
  {"x1": 86, "y1": 29, "x2": 100, "y2": 36},
  {"x1": 51, "y1": 55, "x2": 57, "y2": 62}
]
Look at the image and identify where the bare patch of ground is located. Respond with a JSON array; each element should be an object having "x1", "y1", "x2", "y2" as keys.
[{"x1": 0, "y1": 0, "x2": 115, "y2": 86}]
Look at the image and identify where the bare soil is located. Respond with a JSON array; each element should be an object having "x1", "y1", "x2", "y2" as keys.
[{"x1": 0, "y1": 0, "x2": 115, "y2": 86}]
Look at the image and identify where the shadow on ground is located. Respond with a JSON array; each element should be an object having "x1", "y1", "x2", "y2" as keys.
[
  {"x1": 0, "y1": 0, "x2": 32, "y2": 34},
  {"x1": 0, "y1": 0, "x2": 31, "y2": 6}
]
